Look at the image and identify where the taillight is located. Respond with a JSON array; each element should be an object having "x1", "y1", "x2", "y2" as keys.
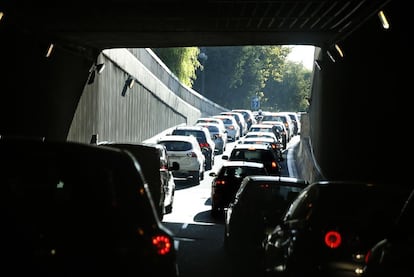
[
  {"x1": 199, "y1": 142, "x2": 210, "y2": 148},
  {"x1": 152, "y1": 235, "x2": 173, "y2": 255},
  {"x1": 215, "y1": 179, "x2": 226, "y2": 185},
  {"x1": 191, "y1": 151, "x2": 197, "y2": 157},
  {"x1": 324, "y1": 230, "x2": 342, "y2": 248},
  {"x1": 364, "y1": 250, "x2": 372, "y2": 263},
  {"x1": 271, "y1": 161, "x2": 278, "y2": 168}
]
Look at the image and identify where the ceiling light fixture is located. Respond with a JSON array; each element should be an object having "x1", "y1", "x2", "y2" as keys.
[
  {"x1": 326, "y1": 50, "x2": 336, "y2": 63},
  {"x1": 334, "y1": 44, "x2": 344, "y2": 58},
  {"x1": 45, "y1": 43, "x2": 54, "y2": 58},
  {"x1": 87, "y1": 63, "x2": 106, "y2": 85},
  {"x1": 121, "y1": 76, "x2": 135, "y2": 96},
  {"x1": 96, "y1": 63, "x2": 105, "y2": 74},
  {"x1": 378, "y1": 10, "x2": 390, "y2": 29}
]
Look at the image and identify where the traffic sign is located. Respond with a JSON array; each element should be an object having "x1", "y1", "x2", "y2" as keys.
[{"x1": 251, "y1": 96, "x2": 260, "y2": 110}]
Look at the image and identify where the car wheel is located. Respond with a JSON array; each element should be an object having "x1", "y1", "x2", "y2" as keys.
[{"x1": 191, "y1": 171, "x2": 200, "y2": 185}]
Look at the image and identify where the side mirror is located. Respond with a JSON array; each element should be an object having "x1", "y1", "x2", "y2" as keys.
[{"x1": 222, "y1": 155, "x2": 229, "y2": 160}]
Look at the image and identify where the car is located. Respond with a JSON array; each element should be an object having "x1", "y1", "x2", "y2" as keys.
[
  {"x1": 0, "y1": 136, "x2": 179, "y2": 277},
  {"x1": 237, "y1": 135, "x2": 283, "y2": 161},
  {"x1": 195, "y1": 117, "x2": 228, "y2": 138},
  {"x1": 209, "y1": 160, "x2": 269, "y2": 217},
  {"x1": 232, "y1": 109, "x2": 257, "y2": 130},
  {"x1": 261, "y1": 180, "x2": 413, "y2": 277},
  {"x1": 261, "y1": 112, "x2": 295, "y2": 141},
  {"x1": 249, "y1": 123, "x2": 287, "y2": 149},
  {"x1": 98, "y1": 141, "x2": 179, "y2": 218},
  {"x1": 157, "y1": 134, "x2": 205, "y2": 185},
  {"x1": 362, "y1": 187, "x2": 414, "y2": 277},
  {"x1": 195, "y1": 122, "x2": 227, "y2": 154},
  {"x1": 171, "y1": 125, "x2": 216, "y2": 170},
  {"x1": 220, "y1": 111, "x2": 248, "y2": 136},
  {"x1": 222, "y1": 143, "x2": 281, "y2": 176},
  {"x1": 282, "y1": 111, "x2": 301, "y2": 135},
  {"x1": 224, "y1": 176, "x2": 308, "y2": 269},
  {"x1": 212, "y1": 114, "x2": 241, "y2": 142},
  {"x1": 243, "y1": 130, "x2": 280, "y2": 143}
]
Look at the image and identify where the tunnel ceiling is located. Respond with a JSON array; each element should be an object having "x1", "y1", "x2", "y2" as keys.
[{"x1": 2, "y1": 0, "x2": 392, "y2": 50}]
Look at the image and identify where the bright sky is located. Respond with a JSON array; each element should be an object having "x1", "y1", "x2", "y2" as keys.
[{"x1": 286, "y1": 45, "x2": 315, "y2": 70}]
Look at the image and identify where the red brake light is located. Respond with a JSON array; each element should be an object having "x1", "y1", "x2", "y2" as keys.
[
  {"x1": 215, "y1": 179, "x2": 226, "y2": 185},
  {"x1": 152, "y1": 235, "x2": 173, "y2": 255},
  {"x1": 324, "y1": 230, "x2": 342, "y2": 248},
  {"x1": 200, "y1": 142, "x2": 210, "y2": 148},
  {"x1": 364, "y1": 250, "x2": 372, "y2": 263}
]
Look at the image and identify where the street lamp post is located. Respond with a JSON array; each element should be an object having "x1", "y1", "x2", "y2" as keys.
[{"x1": 198, "y1": 51, "x2": 208, "y2": 94}]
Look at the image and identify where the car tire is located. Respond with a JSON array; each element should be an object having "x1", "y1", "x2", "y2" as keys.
[{"x1": 191, "y1": 171, "x2": 200, "y2": 185}]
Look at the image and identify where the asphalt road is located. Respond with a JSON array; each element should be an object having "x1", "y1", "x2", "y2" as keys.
[{"x1": 162, "y1": 136, "x2": 300, "y2": 277}]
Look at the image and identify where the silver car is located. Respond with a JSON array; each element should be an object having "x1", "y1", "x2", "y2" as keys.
[
  {"x1": 195, "y1": 122, "x2": 227, "y2": 154},
  {"x1": 213, "y1": 114, "x2": 241, "y2": 142}
]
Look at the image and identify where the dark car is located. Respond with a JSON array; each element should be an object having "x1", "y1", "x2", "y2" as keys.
[
  {"x1": 222, "y1": 143, "x2": 281, "y2": 175},
  {"x1": 0, "y1": 137, "x2": 179, "y2": 277},
  {"x1": 362, "y1": 187, "x2": 414, "y2": 277},
  {"x1": 224, "y1": 175, "x2": 308, "y2": 267},
  {"x1": 98, "y1": 141, "x2": 179, "y2": 219},
  {"x1": 261, "y1": 180, "x2": 413, "y2": 277},
  {"x1": 209, "y1": 160, "x2": 269, "y2": 217}
]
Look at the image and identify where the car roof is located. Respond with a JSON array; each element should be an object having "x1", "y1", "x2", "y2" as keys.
[
  {"x1": 246, "y1": 175, "x2": 309, "y2": 185},
  {"x1": 221, "y1": 160, "x2": 266, "y2": 168},
  {"x1": 232, "y1": 143, "x2": 272, "y2": 150},
  {"x1": 174, "y1": 125, "x2": 207, "y2": 131},
  {"x1": 240, "y1": 137, "x2": 275, "y2": 143},
  {"x1": 158, "y1": 134, "x2": 199, "y2": 143}
]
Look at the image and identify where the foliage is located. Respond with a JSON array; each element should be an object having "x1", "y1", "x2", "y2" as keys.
[
  {"x1": 152, "y1": 47, "x2": 201, "y2": 87},
  {"x1": 262, "y1": 60, "x2": 312, "y2": 112},
  {"x1": 154, "y1": 46, "x2": 312, "y2": 112}
]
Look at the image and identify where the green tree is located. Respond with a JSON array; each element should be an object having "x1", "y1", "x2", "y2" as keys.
[
  {"x1": 193, "y1": 46, "x2": 290, "y2": 109},
  {"x1": 153, "y1": 46, "x2": 310, "y2": 112},
  {"x1": 263, "y1": 60, "x2": 311, "y2": 112},
  {"x1": 152, "y1": 47, "x2": 201, "y2": 87}
]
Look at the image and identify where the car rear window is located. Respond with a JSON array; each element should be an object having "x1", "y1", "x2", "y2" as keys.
[
  {"x1": 230, "y1": 149, "x2": 273, "y2": 162},
  {"x1": 172, "y1": 129, "x2": 207, "y2": 143},
  {"x1": 160, "y1": 141, "x2": 192, "y2": 151}
]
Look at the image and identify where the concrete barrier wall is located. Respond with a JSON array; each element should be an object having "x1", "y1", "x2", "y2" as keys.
[
  {"x1": 293, "y1": 113, "x2": 325, "y2": 183},
  {"x1": 67, "y1": 48, "x2": 227, "y2": 144}
]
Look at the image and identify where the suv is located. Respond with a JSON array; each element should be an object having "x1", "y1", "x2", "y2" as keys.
[
  {"x1": 99, "y1": 142, "x2": 179, "y2": 218},
  {"x1": 232, "y1": 109, "x2": 257, "y2": 130},
  {"x1": 171, "y1": 125, "x2": 216, "y2": 170},
  {"x1": 0, "y1": 137, "x2": 179, "y2": 277},
  {"x1": 157, "y1": 134, "x2": 206, "y2": 185},
  {"x1": 222, "y1": 143, "x2": 281, "y2": 176}
]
